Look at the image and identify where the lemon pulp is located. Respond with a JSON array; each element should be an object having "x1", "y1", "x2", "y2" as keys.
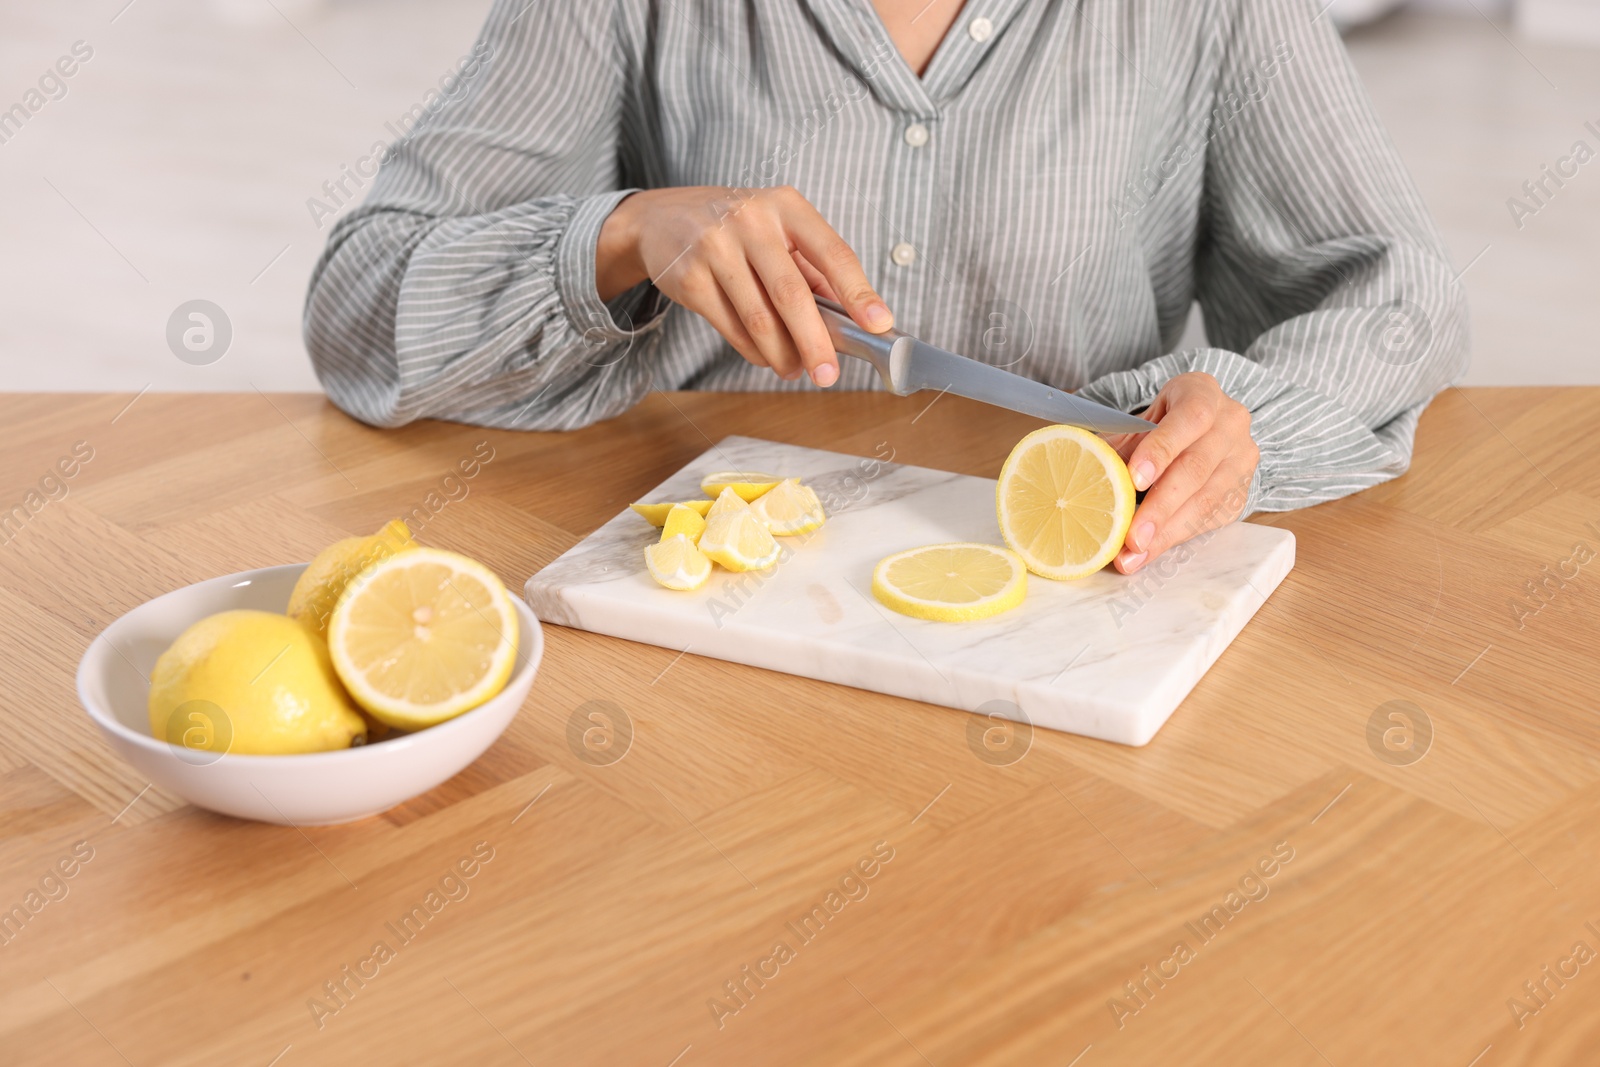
[
  {"x1": 698, "y1": 488, "x2": 781, "y2": 572},
  {"x1": 871, "y1": 543, "x2": 1027, "y2": 622},
  {"x1": 996, "y1": 425, "x2": 1135, "y2": 580},
  {"x1": 646, "y1": 534, "x2": 713, "y2": 590},
  {"x1": 327, "y1": 548, "x2": 518, "y2": 729},
  {"x1": 751, "y1": 478, "x2": 826, "y2": 536}
]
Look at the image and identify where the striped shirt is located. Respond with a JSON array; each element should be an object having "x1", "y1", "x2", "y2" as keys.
[{"x1": 304, "y1": 0, "x2": 1469, "y2": 515}]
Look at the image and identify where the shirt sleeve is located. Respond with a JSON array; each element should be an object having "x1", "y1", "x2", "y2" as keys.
[
  {"x1": 1076, "y1": 0, "x2": 1469, "y2": 516},
  {"x1": 302, "y1": 0, "x2": 668, "y2": 431}
]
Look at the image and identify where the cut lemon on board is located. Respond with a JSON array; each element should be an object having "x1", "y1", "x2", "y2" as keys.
[
  {"x1": 327, "y1": 548, "x2": 519, "y2": 730},
  {"x1": 646, "y1": 534, "x2": 713, "y2": 591},
  {"x1": 996, "y1": 424, "x2": 1136, "y2": 581},
  {"x1": 661, "y1": 503, "x2": 708, "y2": 544},
  {"x1": 871, "y1": 543, "x2": 1027, "y2": 622},
  {"x1": 630, "y1": 499, "x2": 714, "y2": 526},
  {"x1": 751, "y1": 478, "x2": 826, "y2": 536},
  {"x1": 699, "y1": 471, "x2": 780, "y2": 502},
  {"x1": 698, "y1": 488, "x2": 781, "y2": 572}
]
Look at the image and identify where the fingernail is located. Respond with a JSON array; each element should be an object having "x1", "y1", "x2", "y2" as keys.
[
  {"x1": 782, "y1": 369, "x2": 803, "y2": 381},
  {"x1": 1132, "y1": 521, "x2": 1154, "y2": 551},
  {"x1": 1122, "y1": 552, "x2": 1147, "y2": 573},
  {"x1": 864, "y1": 302, "x2": 892, "y2": 330},
  {"x1": 1132, "y1": 460, "x2": 1154, "y2": 491},
  {"x1": 813, "y1": 363, "x2": 838, "y2": 387}
]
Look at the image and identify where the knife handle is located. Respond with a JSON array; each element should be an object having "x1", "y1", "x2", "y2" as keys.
[{"x1": 814, "y1": 297, "x2": 913, "y2": 395}]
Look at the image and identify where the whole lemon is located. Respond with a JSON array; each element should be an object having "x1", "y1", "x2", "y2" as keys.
[
  {"x1": 287, "y1": 519, "x2": 418, "y2": 638},
  {"x1": 148, "y1": 610, "x2": 367, "y2": 756}
]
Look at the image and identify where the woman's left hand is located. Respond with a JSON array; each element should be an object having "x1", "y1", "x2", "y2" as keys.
[{"x1": 1101, "y1": 372, "x2": 1260, "y2": 575}]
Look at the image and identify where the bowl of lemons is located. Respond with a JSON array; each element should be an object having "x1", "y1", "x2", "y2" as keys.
[{"x1": 76, "y1": 521, "x2": 543, "y2": 825}]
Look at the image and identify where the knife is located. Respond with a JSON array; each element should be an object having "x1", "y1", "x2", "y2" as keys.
[{"x1": 814, "y1": 297, "x2": 1157, "y2": 435}]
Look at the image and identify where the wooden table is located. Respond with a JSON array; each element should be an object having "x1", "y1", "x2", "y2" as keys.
[{"x1": 2, "y1": 388, "x2": 1598, "y2": 1066}]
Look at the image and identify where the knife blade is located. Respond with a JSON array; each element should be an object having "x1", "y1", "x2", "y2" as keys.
[{"x1": 814, "y1": 297, "x2": 1157, "y2": 435}]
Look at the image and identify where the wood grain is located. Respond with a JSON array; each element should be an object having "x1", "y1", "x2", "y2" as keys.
[{"x1": 2, "y1": 389, "x2": 1597, "y2": 1065}]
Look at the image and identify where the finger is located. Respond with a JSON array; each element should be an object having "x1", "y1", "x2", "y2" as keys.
[
  {"x1": 695, "y1": 279, "x2": 779, "y2": 373},
  {"x1": 747, "y1": 238, "x2": 840, "y2": 387},
  {"x1": 672, "y1": 266, "x2": 777, "y2": 373},
  {"x1": 792, "y1": 250, "x2": 839, "y2": 302},
  {"x1": 784, "y1": 199, "x2": 893, "y2": 333},
  {"x1": 1116, "y1": 439, "x2": 1227, "y2": 570},
  {"x1": 1124, "y1": 383, "x2": 1216, "y2": 492},
  {"x1": 707, "y1": 252, "x2": 805, "y2": 379},
  {"x1": 1125, "y1": 464, "x2": 1254, "y2": 572},
  {"x1": 1105, "y1": 402, "x2": 1164, "y2": 463},
  {"x1": 1102, "y1": 432, "x2": 1143, "y2": 463}
]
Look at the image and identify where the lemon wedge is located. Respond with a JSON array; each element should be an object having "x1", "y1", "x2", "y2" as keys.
[
  {"x1": 661, "y1": 503, "x2": 707, "y2": 544},
  {"x1": 700, "y1": 471, "x2": 780, "y2": 502},
  {"x1": 751, "y1": 478, "x2": 826, "y2": 536},
  {"x1": 327, "y1": 548, "x2": 519, "y2": 729},
  {"x1": 996, "y1": 425, "x2": 1136, "y2": 581},
  {"x1": 698, "y1": 488, "x2": 781, "y2": 572},
  {"x1": 646, "y1": 533, "x2": 713, "y2": 590},
  {"x1": 706, "y1": 485, "x2": 749, "y2": 520},
  {"x1": 872, "y1": 543, "x2": 1027, "y2": 622},
  {"x1": 631, "y1": 499, "x2": 714, "y2": 526}
]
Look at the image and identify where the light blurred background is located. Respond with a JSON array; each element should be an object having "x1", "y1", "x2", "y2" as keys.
[{"x1": 0, "y1": 0, "x2": 1595, "y2": 392}]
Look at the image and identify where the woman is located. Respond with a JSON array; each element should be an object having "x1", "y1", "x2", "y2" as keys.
[{"x1": 305, "y1": 0, "x2": 1467, "y2": 575}]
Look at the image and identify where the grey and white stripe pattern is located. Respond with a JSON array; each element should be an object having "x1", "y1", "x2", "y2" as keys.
[{"x1": 304, "y1": 0, "x2": 1469, "y2": 515}]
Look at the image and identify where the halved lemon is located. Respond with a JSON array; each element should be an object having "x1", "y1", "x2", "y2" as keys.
[
  {"x1": 872, "y1": 543, "x2": 1027, "y2": 622},
  {"x1": 661, "y1": 503, "x2": 707, "y2": 544},
  {"x1": 327, "y1": 548, "x2": 519, "y2": 729},
  {"x1": 996, "y1": 425, "x2": 1136, "y2": 581},
  {"x1": 631, "y1": 499, "x2": 714, "y2": 526},
  {"x1": 698, "y1": 488, "x2": 781, "y2": 572},
  {"x1": 700, "y1": 471, "x2": 780, "y2": 502},
  {"x1": 646, "y1": 534, "x2": 713, "y2": 591},
  {"x1": 751, "y1": 478, "x2": 826, "y2": 536}
]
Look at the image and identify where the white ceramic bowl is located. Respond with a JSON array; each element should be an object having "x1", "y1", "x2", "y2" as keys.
[{"x1": 76, "y1": 563, "x2": 543, "y2": 825}]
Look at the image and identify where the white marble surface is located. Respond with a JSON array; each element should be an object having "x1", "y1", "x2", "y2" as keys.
[{"x1": 525, "y1": 437, "x2": 1295, "y2": 746}]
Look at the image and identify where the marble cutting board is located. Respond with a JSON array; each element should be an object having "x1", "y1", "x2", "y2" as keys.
[{"x1": 525, "y1": 436, "x2": 1295, "y2": 746}]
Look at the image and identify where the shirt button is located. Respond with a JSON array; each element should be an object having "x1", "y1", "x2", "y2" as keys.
[
  {"x1": 968, "y1": 16, "x2": 994, "y2": 42},
  {"x1": 891, "y1": 242, "x2": 917, "y2": 267},
  {"x1": 903, "y1": 123, "x2": 930, "y2": 148}
]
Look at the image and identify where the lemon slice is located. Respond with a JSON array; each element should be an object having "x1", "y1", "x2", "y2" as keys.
[
  {"x1": 698, "y1": 488, "x2": 781, "y2": 571},
  {"x1": 751, "y1": 478, "x2": 826, "y2": 536},
  {"x1": 631, "y1": 499, "x2": 714, "y2": 526},
  {"x1": 327, "y1": 547, "x2": 519, "y2": 729},
  {"x1": 872, "y1": 543, "x2": 1027, "y2": 622},
  {"x1": 996, "y1": 425, "x2": 1136, "y2": 581},
  {"x1": 661, "y1": 503, "x2": 707, "y2": 544},
  {"x1": 646, "y1": 534, "x2": 713, "y2": 590},
  {"x1": 700, "y1": 471, "x2": 780, "y2": 502}
]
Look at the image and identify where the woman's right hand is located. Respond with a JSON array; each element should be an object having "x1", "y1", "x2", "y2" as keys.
[{"x1": 596, "y1": 185, "x2": 894, "y2": 387}]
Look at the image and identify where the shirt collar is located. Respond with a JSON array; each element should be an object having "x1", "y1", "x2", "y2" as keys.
[{"x1": 798, "y1": 0, "x2": 1031, "y2": 114}]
